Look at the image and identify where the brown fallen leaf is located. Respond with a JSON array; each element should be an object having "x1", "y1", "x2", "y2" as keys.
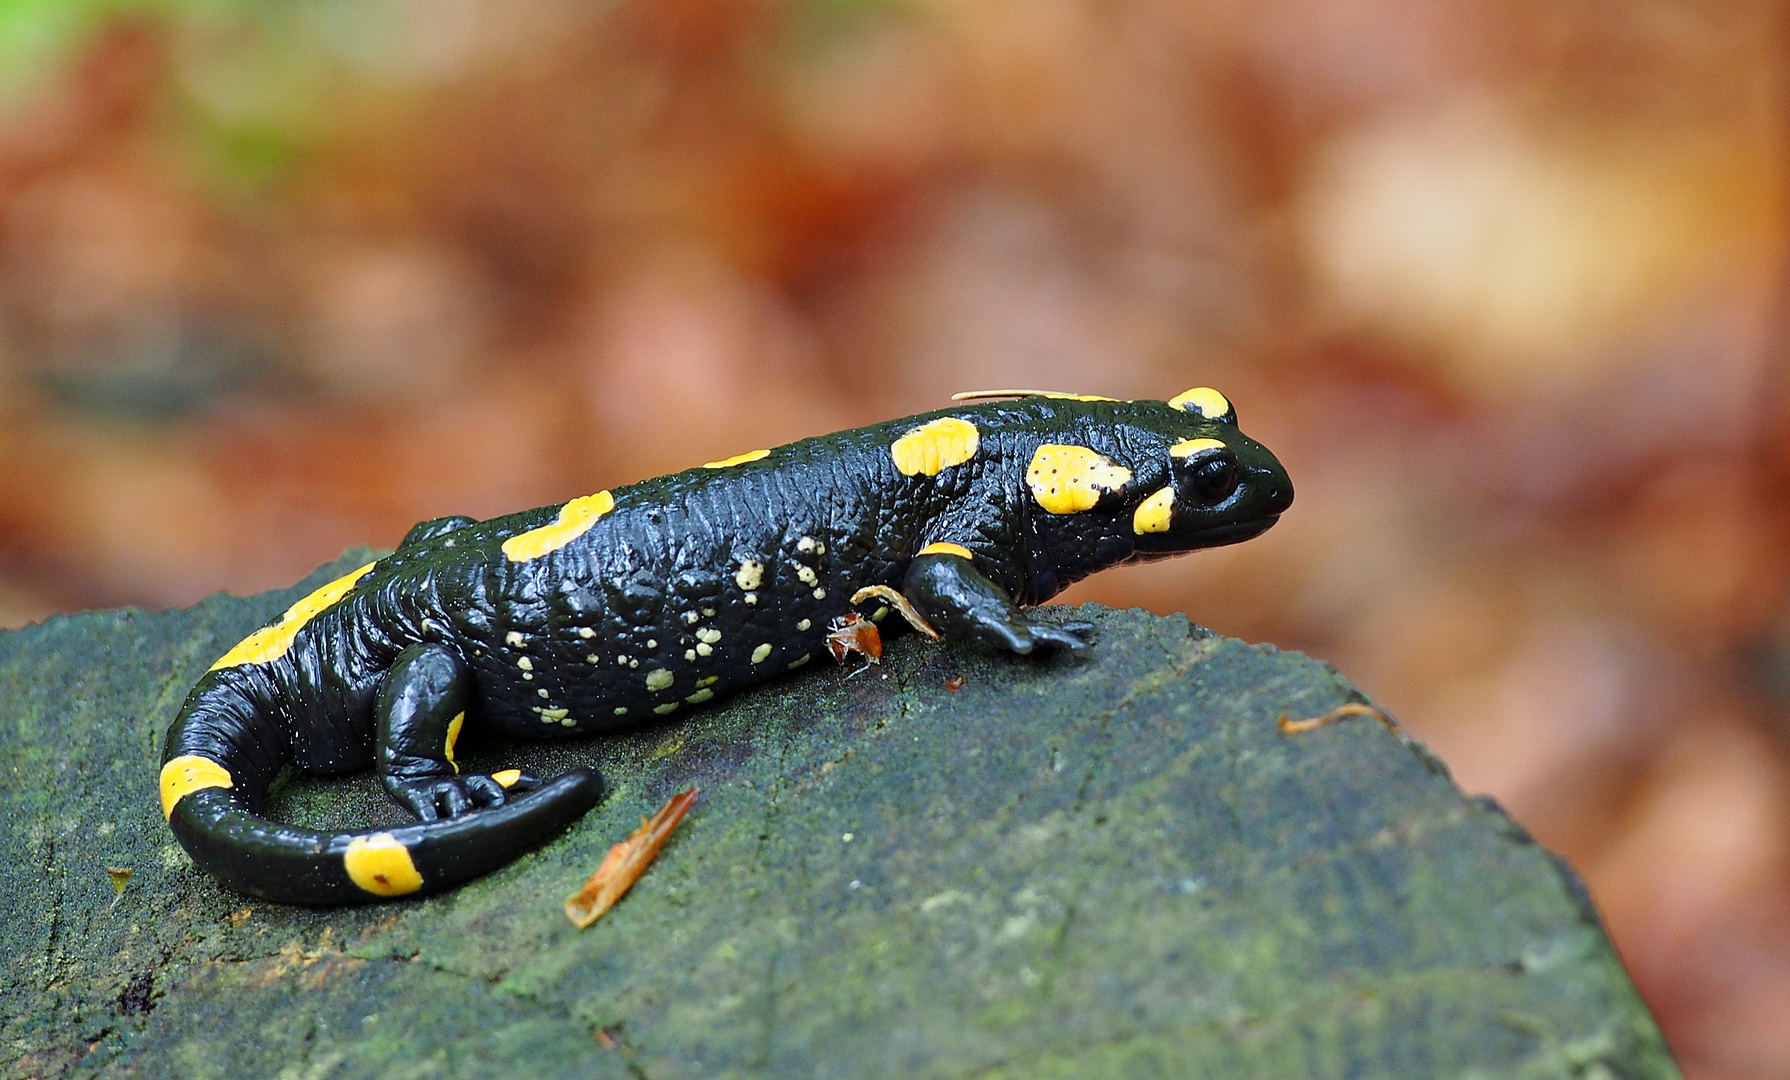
[
  {"x1": 1277, "y1": 702, "x2": 1397, "y2": 735},
  {"x1": 564, "y1": 787, "x2": 698, "y2": 928},
  {"x1": 825, "y1": 612, "x2": 882, "y2": 671}
]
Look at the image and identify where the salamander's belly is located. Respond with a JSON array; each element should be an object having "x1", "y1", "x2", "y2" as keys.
[{"x1": 459, "y1": 526, "x2": 893, "y2": 736}]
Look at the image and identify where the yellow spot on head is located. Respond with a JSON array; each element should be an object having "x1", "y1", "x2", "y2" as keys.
[
  {"x1": 210, "y1": 563, "x2": 377, "y2": 670},
  {"x1": 344, "y1": 833, "x2": 423, "y2": 897},
  {"x1": 1025, "y1": 445, "x2": 1133, "y2": 515},
  {"x1": 1133, "y1": 486, "x2": 1176, "y2": 534},
  {"x1": 1170, "y1": 438, "x2": 1226, "y2": 458},
  {"x1": 159, "y1": 755, "x2": 233, "y2": 818},
  {"x1": 702, "y1": 448, "x2": 771, "y2": 469},
  {"x1": 502, "y1": 491, "x2": 615, "y2": 563},
  {"x1": 443, "y1": 712, "x2": 465, "y2": 774},
  {"x1": 890, "y1": 417, "x2": 980, "y2": 476},
  {"x1": 492, "y1": 769, "x2": 523, "y2": 788},
  {"x1": 917, "y1": 542, "x2": 973, "y2": 560},
  {"x1": 1167, "y1": 387, "x2": 1231, "y2": 420}
]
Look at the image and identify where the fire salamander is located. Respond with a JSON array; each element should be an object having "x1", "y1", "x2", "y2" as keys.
[{"x1": 161, "y1": 388, "x2": 1293, "y2": 904}]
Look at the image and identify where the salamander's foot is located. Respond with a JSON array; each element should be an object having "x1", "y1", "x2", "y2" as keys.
[
  {"x1": 976, "y1": 613, "x2": 1096, "y2": 655},
  {"x1": 388, "y1": 771, "x2": 541, "y2": 822}
]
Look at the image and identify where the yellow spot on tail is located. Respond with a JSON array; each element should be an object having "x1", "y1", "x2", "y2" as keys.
[
  {"x1": 917, "y1": 542, "x2": 973, "y2": 560},
  {"x1": 1026, "y1": 445, "x2": 1133, "y2": 514},
  {"x1": 502, "y1": 491, "x2": 616, "y2": 562},
  {"x1": 890, "y1": 417, "x2": 979, "y2": 476},
  {"x1": 1167, "y1": 387, "x2": 1231, "y2": 419},
  {"x1": 159, "y1": 755, "x2": 234, "y2": 818},
  {"x1": 492, "y1": 769, "x2": 523, "y2": 788},
  {"x1": 1133, "y1": 486, "x2": 1176, "y2": 534},
  {"x1": 210, "y1": 562, "x2": 377, "y2": 670},
  {"x1": 1170, "y1": 438, "x2": 1226, "y2": 457},
  {"x1": 344, "y1": 833, "x2": 423, "y2": 897},
  {"x1": 702, "y1": 448, "x2": 771, "y2": 469},
  {"x1": 444, "y1": 712, "x2": 465, "y2": 774}
]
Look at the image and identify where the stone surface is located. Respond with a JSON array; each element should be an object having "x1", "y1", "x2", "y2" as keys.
[{"x1": 1, "y1": 552, "x2": 1679, "y2": 1079}]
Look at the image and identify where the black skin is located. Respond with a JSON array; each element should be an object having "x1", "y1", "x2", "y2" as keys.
[{"x1": 161, "y1": 390, "x2": 1293, "y2": 904}]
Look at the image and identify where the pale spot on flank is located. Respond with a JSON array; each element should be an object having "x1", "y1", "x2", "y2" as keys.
[
  {"x1": 517, "y1": 657, "x2": 533, "y2": 670},
  {"x1": 686, "y1": 688, "x2": 714, "y2": 704},
  {"x1": 813, "y1": 588, "x2": 827, "y2": 600},
  {"x1": 787, "y1": 654, "x2": 811, "y2": 670},
  {"x1": 645, "y1": 669, "x2": 673, "y2": 692},
  {"x1": 654, "y1": 703, "x2": 679, "y2": 715},
  {"x1": 577, "y1": 627, "x2": 596, "y2": 639},
  {"x1": 696, "y1": 628, "x2": 722, "y2": 644},
  {"x1": 735, "y1": 560, "x2": 765, "y2": 590},
  {"x1": 752, "y1": 643, "x2": 773, "y2": 664},
  {"x1": 505, "y1": 631, "x2": 526, "y2": 647},
  {"x1": 696, "y1": 643, "x2": 713, "y2": 657},
  {"x1": 796, "y1": 619, "x2": 811, "y2": 632}
]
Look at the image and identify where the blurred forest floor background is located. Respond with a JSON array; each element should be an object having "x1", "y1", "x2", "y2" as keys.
[{"x1": 0, "y1": 0, "x2": 1784, "y2": 1074}]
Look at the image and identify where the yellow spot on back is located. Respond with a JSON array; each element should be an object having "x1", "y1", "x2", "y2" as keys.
[
  {"x1": 159, "y1": 755, "x2": 233, "y2": 819},
  {"x1": 702, "y1": 448, "x2": 771, "y2": 469},
  {"x1": 1170, "y1": 438, "x2": 1226, "y2": 457},
  {"x1": 210, "y1": 562, "x2": 377, "y2": 670},
  {"x1": 344, "y1": 833, "x2": 423, "y2": 897},
  {"x1": 502, "y1": 490, "x2": 615, "y2": 562},
  {"x1": 1133, "y1": 486, "x2": 1176, "y2": 534},
  {"x1": 890, "y1": 417, "x2": 980, "y2": 476},
  {"x1": 1026, "y1": 445, "x2": 1133, "y2": 515},
  {"x1": 444, "y1": 711, "x2": 466, "y2": 774},
  {"x1": 492, "y1": 769, "x2": 523, "y2": 788},
  {"x1": 1167, "y1": 387, "x2": 1230, "y2": 419},
  {"x1": 917, "y1": 542, "x2": 973, "y2": 560},
  {"x1": 949, "y1": 389, "x2": 1120, "y2": 402}
]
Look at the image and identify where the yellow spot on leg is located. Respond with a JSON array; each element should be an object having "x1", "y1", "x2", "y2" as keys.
[
  {"x1": 1025, "y1": 445, "x2": 1133, "y2": 514},
  {"x1": 1133, "y1": 486, "x2": 1176, "y2": 534},
  {"x1": 890, "y1": 417, "x2": 980, "y2": 476},
  {"x1": 702, "y1": 449, "x2": 771, "y2": 469},
  {"x1": 210, "y1": 563, "x2": 377, "y2": 670},
  {"x1": 502, "y1": 491, "x2": 615, "y2": 562},
  {"x1": 917, "y1": 542, "x2": 973, "y2": 560},
  {"x1": 159, "y1": 755, "x2": 233, "y2": 818},
  {"x1": 344, "y1": 833, "x2": 424, "y2": 897},
  {"x1": 492, "y1": 769, "x2": 523, "y2": 788},
  {"x1": 443, "y1": 712, "x2": 466, "y2": 774}
]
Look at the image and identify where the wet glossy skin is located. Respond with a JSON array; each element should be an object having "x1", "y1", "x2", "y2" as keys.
[{"x1": 160, "y1": 389, "x2": 1293, "y2": 904}]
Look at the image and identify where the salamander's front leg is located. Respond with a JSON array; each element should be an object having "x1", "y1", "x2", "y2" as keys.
[
  {"x1": 902, "y1": 552, "x2": 1094, "y2": 654},
  {"x1": 377, "y1": 643, "x2": 539, "y2": 821}
]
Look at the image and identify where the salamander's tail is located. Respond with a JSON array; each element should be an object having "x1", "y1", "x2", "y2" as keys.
[
  {"x1": 162, "y1": 766, "x2": 604, "y2": 904},
  {"x1": 161, "y1": 677, "x2": 603, "y2": 904}
]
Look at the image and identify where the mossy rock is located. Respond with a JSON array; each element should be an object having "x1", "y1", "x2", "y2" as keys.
[{"x1": 1, "y1": 552, "x2": 1678, "y2": 1079}]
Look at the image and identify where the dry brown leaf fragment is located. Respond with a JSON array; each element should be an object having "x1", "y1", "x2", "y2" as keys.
[
  {"x1": 825, "y1": 612, "x2": 882, "y2": 669},
  {"x1": 1277, "y1": 702, "x2": 1397, "y2": 735},
  {"x1": 564, "y1": 787, "x2": 698, "y2": 928}
]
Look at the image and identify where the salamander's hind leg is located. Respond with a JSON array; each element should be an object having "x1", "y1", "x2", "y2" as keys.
[
  {"x1": 377, "y1": 642, "x2": 540, "y2": 821},
  {"x1": 902, "y1": 552, "x2": 1095, "y2": 654}
]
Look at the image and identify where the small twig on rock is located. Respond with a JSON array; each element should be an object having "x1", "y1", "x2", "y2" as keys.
[
  {"x1": 1278, "y1": 702, "x2": 1397, "y2": 735},
  {"x1": 565, "y1": 787, "x2": 698, "y2": 928}
]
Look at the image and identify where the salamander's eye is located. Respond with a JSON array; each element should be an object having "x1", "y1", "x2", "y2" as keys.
[{"x1": 1186, "y1": 455, "x2": 1240, "y2": 506}]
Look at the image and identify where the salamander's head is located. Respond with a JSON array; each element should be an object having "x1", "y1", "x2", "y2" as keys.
[
  {"x1": 1124, "y1": 386, "x2": 1293, "y2": 555},
  {"x1": 965, "y1": 385, "x2": 1292, "y2": 598}
]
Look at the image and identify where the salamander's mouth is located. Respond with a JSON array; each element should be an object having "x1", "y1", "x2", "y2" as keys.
[{"x1": 1192, "y1": 515, "x2": 1278, "y2": 546}]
